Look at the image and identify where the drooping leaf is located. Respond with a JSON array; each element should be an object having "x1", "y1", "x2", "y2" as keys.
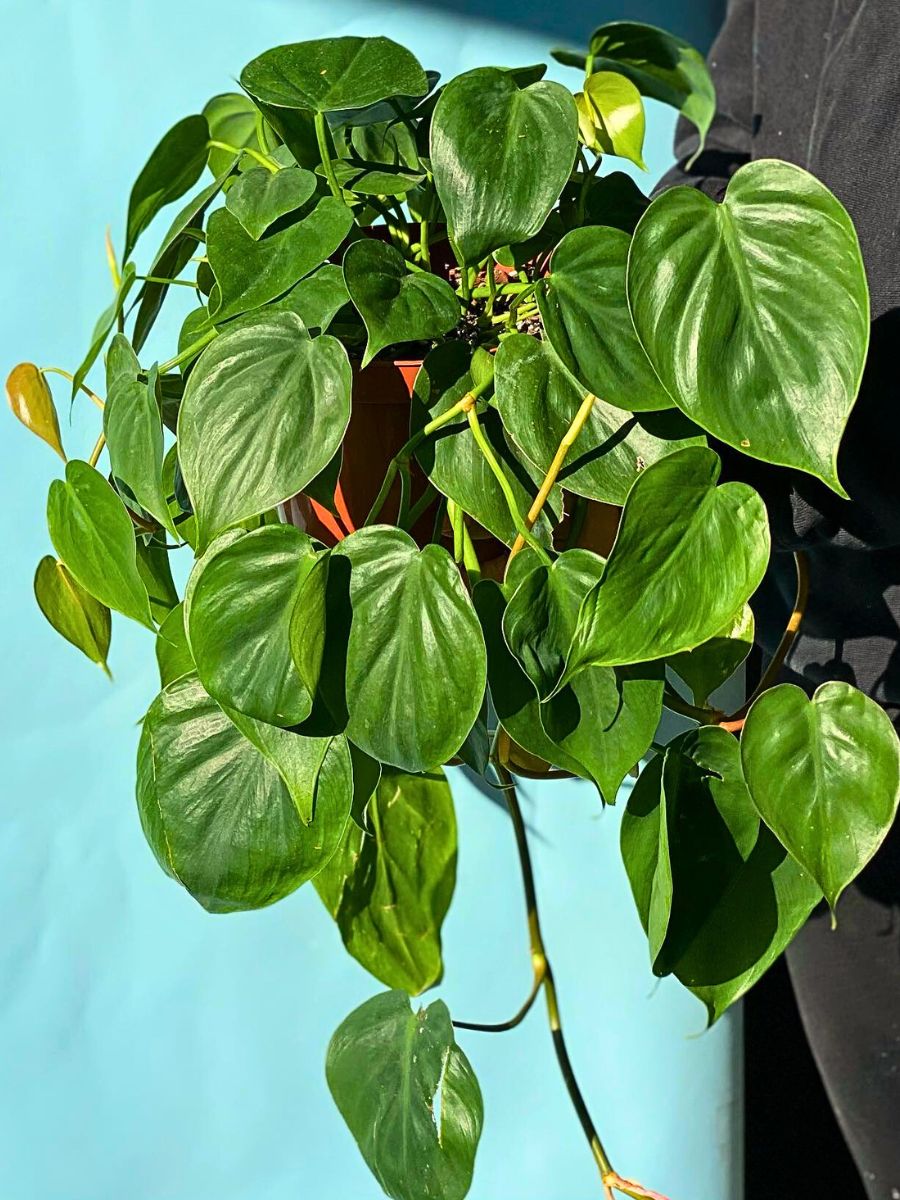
[
  {"x1": 272, "y1": 264, "x2": 349, "y2": 332},
  {"x1": 6, "y1": 364, "x2": 65, "y2": 460},
  {"x1": 186, "y1": 525, "x2": 317, "y2": 726},
  {"x1": 155, "y1": 602, "x2": 193, "y2": 687},
  {"x1": 565, "y1": 447, "x2": 769, "y2": 675},
  {"x1": 124, "y1": 115, "x2": 210, "y2": 260},
  {"x1": 741, "y1": 682, "x2": 900, "y2": 910},
  {"x1": 344, "y1": 238, "x2": 460, "y2": 367},
  {"x1": 326, "y1": 990, "x2": 483, "y2": 1200},
  {"x1": 431, "y1": 67, "x2": 578, "y2": 265},
  {"x1": 620, "y1": 726, "x2": 822, "y2": 1022},
  {"x1": 576, "y1": 71, "x2": 646, "y2": 169},
  {"x1": 537, "y1": 227, "x2": 673, "y2": 412},
  {"x1": 137, "y1": 674, "x2": 351, "y2": 911},
  {"x1": 627, "y1": 160, "x2": 870, "y2": 495},
  {"x1": 47, "y1": 460, "x2": 153, "y2": 629},
  {"x1": 494, "y1": 334, "x2": 703, "y2": 506},
  {"x1": 314, "y1": 768, "x2": 456, "y2": 993},
  {"x1": 668, "y1": 605, "x2": 754, "y2": 706},
  {"x1": 348, "y1": 742, "x2": 381, "y2": 830},
  {"x1": 33, "y1": 556, "x2": 111, "y2": 672},
  {"x1": 207, "y1": 200, "x2": 353, "y2": 323},
  {"x1": 203, "y1": 93, "x2": 269, "y2": 177},
  {"x1": 225, "y1": 164, "x2": 317, "y2": 239},
  {"x1": 412, "y1": 342, "x2": 560, "y2": 546},
  {"x1": 104, "y1": 366, "x2": 176, "y2": 537},
  {"x1": 291, "y1": 526, "x2": 486, "y2": 773},
  {"x1": 135, "y1": 531, "x2": 181, "y2": 620},
  {"x1": 177, "y1": 311, "x2": 351, "y2": 549},
  {"x1": 71, "y1": 263, "x2": 137, "y2": 398}
]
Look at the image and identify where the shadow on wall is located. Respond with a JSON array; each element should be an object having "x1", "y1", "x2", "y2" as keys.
[{"x1": 407, "y1": 0, "x2": 726, "y2": 52}]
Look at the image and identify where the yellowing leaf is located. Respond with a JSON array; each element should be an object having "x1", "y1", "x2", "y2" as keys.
[
  {"x1": 6, "y1": 364, "x2": 65, "y2": 460},
  {"x1": 577, "y1": 71, "x2": 647, "y2": 169}
]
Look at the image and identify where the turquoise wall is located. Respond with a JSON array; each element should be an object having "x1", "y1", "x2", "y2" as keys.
[{"x1": 0, "y1": 2, "x2": 739, "y2": 1197}]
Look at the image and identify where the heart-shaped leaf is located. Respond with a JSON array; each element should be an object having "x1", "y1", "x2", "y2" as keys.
[
  {"x1": 580, "y1": 171, "x2": 649, "y2": 233},
  {"x1": 240, "y1": 37, "x2": 428, "y2": 114},
  {"x1": 225, "y1": 165, "x2": 317, "y2": 239},
  {"x1": 124, "y1": 115, "x2": 210, "y2": 260},
  {"x1": 136, "y1": 531, "x2": 180, "y2": 621},
  {"x1": 6, "y1": 364, "x2": 65, "y2": 460},
  {"x1": 104, "y1": 366, "x2": 176, "y2": 538},
  {"x1": 668, "y1": 605, "x2": 754, "y2": 706},
  {"x1": 328, "y1": 157, "x2": 426, "y2": 196},
  {"x1": 47, "y1": 461, "x2": 153, "y2": 629},
  {"x1": 576, "y1": 71, "x2": 646, "y2": 169},
  {"x1": 177, "y1": 311, "x2": 351, "y2": 550},
  {"x1": 291, "y1": 526, "x2": 486, "y2": 772},
  {"x1": 156, "y1": 602, "x2": 193, "y2": 687},
  {"x1": 34, "y1": 556, "x2": 111, "y2": 673},
  {"x1": 537, "y1": 227, "x2": 673, "y2": 412},
  {"x1": 343, "y1": 238, "x2": 460, "y2": 367},
  {"x1": 207, "y1": 199, "x2": 353, "y2": 323},
  {"x1": 186, "y1": 525, "x2": 317, "y2": 726},
  {"x1": 412, "y1": 342, "x2": 560, "y2": 546},
  {"x1": 137, "y1": 674, "x2": 351, "y2": 912},
  {"x1": 431, "y1": 67, "x2": 578, "y2": 265},
  {"x1": 565, "y1": 447, "x2": 769, "y2": 674},
  {"x1": 621, "y1": 727, "x2": 822, "y2": 1023},
  {"x1": 314, "y1": 768, "x2": 456, "y2": 994},
  {"x1": 326, "y1": 990, "x2": 483, "y2": 1200},
  {"x1": 273, "y1": 264, "x2": 349, "y2": 332},
  {"x1": 741, "y1": 682, "x2": 900, "y2": 910},
  {"x1": 495, "y1": 334, "x2": 703, "y2": 506},
  {"x1": 203, "y1": 94, "x2": 269, "y2": 176},
  {"x1": 627, "y1": 160, "x2": 870, "y2": 494}
]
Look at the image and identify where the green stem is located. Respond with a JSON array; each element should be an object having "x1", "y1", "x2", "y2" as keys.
[
  {"x1": 314, "y1": 112, "x2": 345, "y2": 202},
  {"x1": 419, "y1": 219, "x2": 431, "y2": 269},
  {"x1": 450, "y1": 237, "x2": 472, "y2": 303},
  {"x1": 662, "y1": 687, "x2": 721, "y2": 724},
  {"x1": 137, "y1": 275, "x2": 198, "y2": 288},
  {"x1": 485, "y1": 254, "x2": 498, "y2": 315},
  {"x1": 158, "y1": 327, "x2": 217, "y2": 373},
  {"x1": 449, "y1": 499, "x2": 464, "y2": 563},
  {"x1": 507, "y1": 281, "x2": 539, "y2": 330},
  {"x1": 404, "y1": 482, "x2": 437, "y2": 530},
  {"x1": 460, "y1": 519, "x2": 482, "y2": 584},
  {"x1": 206, "y1": 139, "x2": 279, "y2": 173}
]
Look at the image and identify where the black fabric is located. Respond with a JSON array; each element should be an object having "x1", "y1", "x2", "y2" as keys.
[{"x1": 655, "y1": 4, "x2": 900, "y2": 1197}]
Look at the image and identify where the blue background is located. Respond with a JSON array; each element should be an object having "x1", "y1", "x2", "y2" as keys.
[{"x1": 0, "y1": 1, "x2": 737, "y2": 1197}]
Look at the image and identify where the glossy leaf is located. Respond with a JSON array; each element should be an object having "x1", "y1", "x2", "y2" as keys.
[
  {"x1": 6, "y1": 364, "x2": 65, "y2": 460},
  {"x1": 71, "y1": 264, "x2": 137, "y2": 398},
  {"x1": 186, "y1": 525, "x2": 317, "y2": 726},
  {"x1": 565, "y1": 447, "x2": 769, "y2": 674},
  {"x1": 273, "y1": 264, "x2": 349, "y2": 332},
  {"x1": 627, "y1": 160, "x2": 870, "y2": 494},
  {"x1": 344, "y1": 238, "x2": 460, "y2": 367},
  {"x1": 207, "y1": 200, "x2": 353, "y2": 323},
  {"x1": 104, "y1": 366, "x2": 176, "y2": 537},
  {"x1": 203, "y1": 93, "x2": 268, "y2": 176},
  {"x1": 495, "y1": 334, "x2": 703, "y2": 506},
  {"x1": 240, "y1": 38, "x2": 428, "y2": 114},
  {"x1": 669, "y1": 605, "x2": 754, "y2": 706},
  {"x1": 225, "y1": 165, "x2": 317, "y2": 239},
  {"x1": 348, "y1": 743, "x2": 381, "y2": 830},
  {"x1": 329, "y1": 157, "x2": 425, "y2": 197},
  {"x1": 124, "y1": 115, "x2": 209, "y2": 260},
  {"x1": 537, "y1": 227, "x2": 673, "y2": 412},
  {"x1": 137, "y1": 674, "x2": 351, "y2": 911},
  {"x1": 314, "y1": 768, "x2": 456, "y2": 993},
  {"x1": 177, "y1": 312, "x2": 351, "y2": 549},
  {"x1": 580, "y1": 170, "x2": 648, "y2": 233},
  {"x1": 741, "y1": 682, "x2": 900, "y2": 910},
  {"x1": 155, "y1": 602, "x2": 193, "y2": 687},
  {"x1": 326, "y1": 990, "x2": 483, "y2": 1200},
  {"x1": 47, "y1": 461, "x2": 153, "y2": 629},
  {"x1": 291, "y1": 527, "x2": 486, "y2": 772},
  {"x1": 33, "y1": 556, "x2": 111, "y2": 673},
  {"x1": 621, "y1": 727, "x2": 822, "y2": 1022},
  {"x1": 577, "y1": 71, "x2": 646, "y2": 169},
  {"x1": 136, "y1": 531, "x2": 181, "y2": 620},
  {"x1": 431, "y1": 67, "x2": 578, "y2": 265}
]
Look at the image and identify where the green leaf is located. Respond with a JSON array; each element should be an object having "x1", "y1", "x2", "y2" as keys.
[
  {"x1": 155, "y1": 602, "x2": 193, "y2": 687},
  {"x1": 71, "y1": 263, "x2": 137, "y2": 398},
  {"x1": 413, "y1": 342, "x2": 560, "y2": 547},
  {"x1": 241, "y1": 38, "x2": 428, "y2": 114},
  {"x1": 326, "y1": 990, "x2": 483, "y2": 1200},
  {"x1": 203, "y1": 93, "x2": 268, "y2": 177},
  {"x1": 741, "y1": 682, "x2": 900, "y2": 910},
  {"x1": 328, "y1": 157, "x2": 425, "y2": 197},
  {"x1": 537, "y1": 227, "x2": 673, "y2": 413},
  {"x1": 627, "y1": 161, "x2": 870, "y2": 495},
  {"x1": 314, "y1": 768, "x2": 456, "y2": 994},
  {"x1": 344, "y1": 238, "x2": 460, "y2": 367},
  {"x1": 124, "y1": 115, "x2": 210, "y2": 260},
  {"x1": 225, "y1": 165, "x2": 317, "y2": 239},
  {"x1": 186, "y1": 525, "x2": 317, "y2": 726},
  {"x1": 291, "y1": 527, "x2": 486, "y2": 773},
  {"x1": 177, "y1": 312, "x2": 351, "y2": 550},
  {"x1": 494, "y1": 334, "x2": 703, "y2": 506},
  {"x1": 137, "y1": 674, "x2": 351, "y2": 911},
  {"x1": 348, "y1": 742, "x2": 381, "y2": 830},
  {"x1": 565, "y1": 447, "x2": 769, "y2": 675},
  {"x1": 556, "y1": 22, "x2": 715, "y2": 159},
  {"x1": 104, "y1": 366, "x2": 176, "y2": 538},
  {"x1": 580, "y1": 170, "x2": 648, "y2": 233},
  {"x1": 577, "y1": 71, "x2": 646, "y2": 169},
  {"x1": 136, "y1": 531, "x2": 181, "y2": 620},
  {"x1": 668, "y1": 605, "x2": 754, "y2": 706},
  {"x1": 271, "y1": 263, "x2": 349, "y2": 332},
  {"x1": 33, "y1": 556, "x2": 111, "y2": 673},
  {"x1": 431, "y1": 67, "x2": 578, "y2": 265},
  {"x1": 47, "y1": 461, "x2": 153, "y2": 629},
  {"x1": 6, "y1": 363, "x2": 65, "y2": 460},
  {"x1": 207, "y1": 199, "x2": 353, "y2": 323},
  {"x1": 621, "y1": 727, "x2": 822, "y2": 1022}
]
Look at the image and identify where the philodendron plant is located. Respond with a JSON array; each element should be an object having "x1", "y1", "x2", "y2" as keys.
[{"x1": 9, "y1": 19, "x2": 900, "y2": 1200}]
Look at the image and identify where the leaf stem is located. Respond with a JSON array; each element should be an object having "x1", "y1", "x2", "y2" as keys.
[
  {"x1": 158, "y1": 327, "x2": 217, "y2": 373},
  {"x1": 453, "y1": 964, "x2": 545, "y2": 1032},
  {"x1": 662, "y1": 686, "x2": 722, "y2": 724},
  {"x1": 206, "y1": 139, "x2": 279, "y2": 174},
  {"x1": 88, "y1": 432, "x2": 106, "y2": 468},
  {"x1": 41, "y1": 367, "x2": 104, "y2": 410},
  {"x1": 313, "y1": 113, "x2": 345, "y2": 202},
  {"x1": 509, "y1": 391, "x2": 597, "y2": 561}
]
